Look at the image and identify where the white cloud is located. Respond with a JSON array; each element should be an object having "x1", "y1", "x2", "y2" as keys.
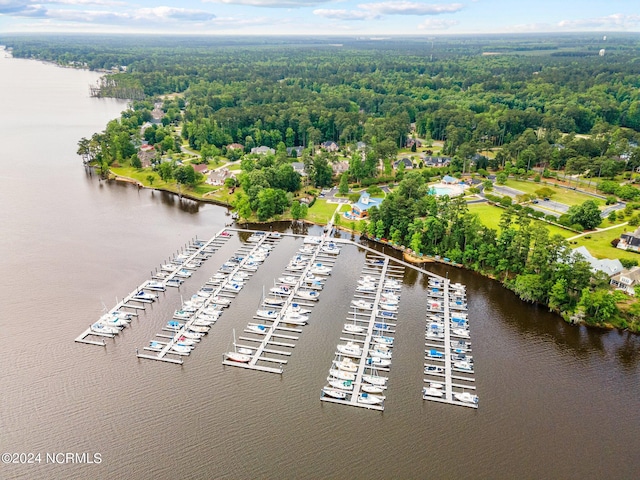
[
  {"x1": 558, "y1": 13, "x2": 640, "y2": 30},
  {"x1": 203, "y1": 0, "x2": 324, "y2": 8},
  {"x1": 359, "y1": 2, "x2": 463, "y2": 16},
  {"x1": 418, "y1": 18, "x2": 458, "y2": 30},
  {"x1": 313, "y1": 8, "x2": 376, "y2": 20}
]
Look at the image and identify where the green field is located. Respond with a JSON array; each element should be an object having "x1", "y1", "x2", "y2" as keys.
[
  {"x1": 306, "y1": 199, "x2": 347, "y2": 224},
  {"x1": 570, "y1": 225, "x2": 640, "y2": 261},
  {"x1": 503, "y1": 179, "x2": 604, "y2": 207},
  {"x1": 467, "y1": 203, "x2": 574, "y2": 238}
]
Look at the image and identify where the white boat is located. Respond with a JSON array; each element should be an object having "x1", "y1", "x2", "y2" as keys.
[
  {"x1": 321, "y1": 244, "x2": 341, "y2": 255},
  {"x1": 90, "y1": 322, "x2": 120, "y2": 335},
  {"x1": 380, "y1": 294, "x2": 399, "y2": 304},
  {"x1": 422, "y1": 387, "x2": 444, "y2": 398},
  {"x1": 322, "y1": 387, "x2": 347, "y2": 400},
  {"x1": 224, "y1": 329, "x2": 252, "y2": 363},
  {"x1": 270, "y1": 286, "x2": 291, "y2": 296},
  {"x1": 351, "y1": 299, "x2": 374, "y2": 310},
  {"x1": 366, "y1": 357, "x2": 391, "y2": 367},
  {"x1": 223, "y1": 283, "x2": 243, "y2": 293},
  {"x1": 356, "y1": 284, "x2": 376, "y2": 293},
  {"x1": 327, "y1": 378, "x2": 353, "y2": 390},
  {"x1": 175, "y1": 269, "x2": 192, "y2": 278},
  {"x1": 256, "y1": 310, "x2": 279, "y2": 320},
  {"x1": 145, "y1": 281, "x2": 166, "y2": 291},
  {"x1": 211, "y1": 272, "x2": 227, "y2": 280},
  {"x1": 247, "y1": 324, "x2": 268, "y2": 334},
  {"x1": 451, "y1": 340, "x2": 471, "y2": 350},
  {"x1": 99, "y1": 313, "x2": 129, "y2": 327},
  {"x1": 310, "y1": 264, "x2": 332, "y2": 275},
  {"x1": 424, "y1": 364, "x2": 444, "y2": 374},
  {"x1": 176, "y1": 338, "x2": 196, "y2": 347},
  {"x1": 362, "y1": 374, "x2": 387, "y2": 386},
  {"x1": 453, "y1": 361, "x2": 474, "y2": 371},
  {"x1": 173, "y1": 310, "x2": 193, "y2": 320},
  {"x1": 426, "y1": 349, "x2": 444, "y2": 359},
  {"x1": 379, "y1": 303, "x2": 398, "y2": 312},
  {"x1": 426, "y1": 331, "x2": 444, "y2": 339},
  {"x1": 182, "y1": 330, "x2": 204, "y2": 339},
  {"x1": 336, "y1": 342, "x2": 362, "y2": 357},
  {"x1": 296, "y1": 290, "x2": 319, "y2": 301},
  {"x1": 344, "y1": 323, "x2": 365, "y2": 333},
  {"x1": 133, "y1": 290, "x2": 156, "y2": 302},
  {"x1": 372, "y1": 336, "x2": 393, "y2": 345},
  {"x1": 283, "y1": 312, "x2": 309, "y2": 324},
  {"x1": 452, "y1": 328, "x2": 470, "y2": 338},
  {"x1": 369, "y1": 348, "x2": 392, "y2": 360},
  {"x1": 287, "y1": 303, "x2": 311, "y2": 315},
  {"x1": 188, "y1": 325, "x2": 210, "y2": 333},
  {"x1": 278, "y1": 276, "x2": 299, "y2": 285},
  {"x1": 171, "y1": 344, "x2": 191, "y2": 354},
  {"x1": 264, "y1": 297, "x2": 285, "y2": 306},
  {"x1": 357, "y1": 393, "x2": 384, "y2": 405},
  {"x1": 335, "y1": 358, "x2": 358, "y2": 372},
  {"x1": 454, "y1": 391, "x2": 479, "y2": 405},
  {"x1": 299, "y1": 245, "x2": 316, "y2": 254},
  {"x1": 303, "y1": 236, "x2": 322, "y2": 245},
  {"x1": 361, "y1": 384, "x2": 385, "y2": 394},
  {"x1": 192, "y1": 319, "x2": 214, "y2": 327},
  {"x1": 329, "y1": 368, "x2": 356, "y2": 381},
  {"x1": 211, "y1": 296, "x2": 231, "y2": 306}
]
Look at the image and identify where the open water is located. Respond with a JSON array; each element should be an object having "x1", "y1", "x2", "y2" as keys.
[{"x1": 0, "y1": 50, "x2": 638, "y2": 480}]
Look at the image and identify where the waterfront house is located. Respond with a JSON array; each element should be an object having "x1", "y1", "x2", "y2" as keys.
[
  {"x1": 617, "y1": 227, "x2": 640, "y2": 253},
  {"x1": 571, "y1": 246, "x2": 623, "y2": 277},
  {"x1": 138, "y1": 144, "x2": 156, "y2": 167},
  {"x1": 207, "y1": 168, "x2": 235, "y2": 186},
  {"x1": 345, "y1": 192, "x2": 383, "y2": 220},
  {"x1": 610, "y1": 266, "x2": 640, "y2": 295}
]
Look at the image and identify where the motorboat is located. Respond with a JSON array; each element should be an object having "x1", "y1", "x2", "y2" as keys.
[
  {"x1": 335, "y1": 358, "x2": 358, "y2": 372},
  {"x1": 90, "y1": 322, "x2": 120, "y2": 335},
  {"x1": 145, "y1": 281, "x2": 166, "y2": 292},
  {"x1": 247, "y1": 324, "x2": 268, "y2": 334},
  {"x1": 149, "y1": 341, "x2": 164, "y2": 349},
  {"x1": 220, "y1": 231, "x2": 232, "y2": 237},
  {"x1": 424, "y1": 364, "x2": 444, "y2": 374},
  {"x1": 133, "y1": 290, "x2": 156, "y2": 302},
  {"x1": 361, "y1": 384, "x2": 385, "y2": 394},
  {"x1": 224, "y1": 351, "x2": 251, "y2": 363},
  {"x1": 362, "y1": 374, "x2": 387, "y2": 386},
  {"x1": 296, "y1": 290, "x2": 319, "y2": 301},
  {"x1": 310, "y1": 264, "x2": 332, "y2": 275},
  {"x1": 336, "y1": 342, "x2": 362, "y2": 357},
  {"x1": 171, "y1": 344, "x2": 191, "y2": 354},
  {"x1": 303, "y1": 236, "x2": 322, "y2": 245},
  {"x1": 344, "y1": 323, "x2": 365, "y2": 333},
  {"x1": 278, "y1": 276, "x2": 299, "y2": 286},
  {"x1": 256, "y1": 310, "x2": 279, "y2": 320},
  {"x1": 210, "y1": 296, "x2": 231, "y2": 306},
  {"x1": 223, "y1": 283, "x2": 243, "y2": 293},
  {"x1": 376, "y1": 310, "x2": 396, "y2": 319},
  {"x1": 356, "y1": 284, "x2": 376, "y2": 293},
  {"x1": 283, "y1": 312, "x2": 309, "y2": 324},
  {"x1": 182, "y1": 330, "x2": 204, "y2": 339},
  {"x1": 287, "y1": 303, "x2": 310, "y2": 315},
  {"x1": 374, "y1": 323, "x2": 392, "y2": 331},
  {"x1": 378, "y1": 302, "x2": 398, "y2": 312},
  {"x1": 426, "y1": 349, "x2": 444, "y2": 359},
  {"x1": 327, "y1": 378, "x2": 353, "y2": 391},
  {"x1": 175, "y1": 269, "x2": 193, "y2": 278},
  {"x1": 270, "y1": 286, "x2": 291, "y2": 296},
  {"x1": 322, "y1": 387, "x2": 348, "y2": 400},
  {"x1": 452, "y1": 328, "x2": 470, "y2": 338},
  {"x1": 454, "y1": 391, "x2": 479, "y2": 405},
  {"x1": 173, "y1": 310, "x2": 193, "y2": 320},
  {"x1": 369, "y1": 348, "x2": 392, "y2": 360},
  {"x1": 422, "y1": 387, "x2": 444, "y2": 398},
  {"x1": 426, "y1": 330, "x2": 445, "y2": 339},
  {"x1": 357, "y1": 393, "x2": 384, "y2": 405},
  {"x1": 188, "y1": 325, "x2": 210, "y2": 334},
  {"x1": 351, "y1": 299, "x2": 373, "y2": 310},
  {"x1": 451, "y1": 340, "x2": 471, "y2": 350},
  {"x1": 366, "y1": 357, "x2": 391, "y2": 368},
  {"x1": 372, "y1": 336, "x2": 393, "y2": 345},
  {"x1": 192, "y1": 319, "x2": 214, "y2": 327},
  {"x1": 264, "y1": 297, "x2": 285, "y2": 307},
  {"x1": 321, "y1": 244, "x2": 341, "y2": 255},
  {"x1": 329, "y1": 368, "x2": 356, "y2": 381},
  {"x1": 98, "y1": 314, "x2": 129, "y2": 328},
  {"x1": 453, "y1": 361, "x2": 474, "y2": 372},
  {"x1": 380, "y1": 295, "x2": 399, "y2": 305}
]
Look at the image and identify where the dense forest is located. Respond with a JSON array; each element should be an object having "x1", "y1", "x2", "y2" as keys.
[{"x1": 4, "y1": 33, "x2": 640, "y2": 331}]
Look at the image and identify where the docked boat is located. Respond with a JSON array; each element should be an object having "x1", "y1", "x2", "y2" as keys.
[
  {"x1": 426, "y1": 349, "x2": 444, "y2": 359},
  {"x1": 283, "y1": 312, "x2": 308, "y2": 324},
  {"x1": 454, "y1": 391, "x2": 479, "y2": 405},
  {"x1": 356, "y1": 284, "x2": 376, "y2": 293},
  {"x1": 309, "y1": 263, "x2": 332, "y2": 275},
  {"x1": 422, "y1": 386, "x2": 444, "y2": 398},
  {"x1": 145, "y1": 281, "x2": 166, "y2": 291},
  {"x1": 366, "y1": 357, "x2": 391, "y2": 367},
  {"x1": 322, "y1": 387, "x2": 348, "y2": 400},
  {"x1": 328, "y1": 378, "x2": 353, "y2": 390},
  {"x1": 223, "y1": 283, "x2": 243, "y2": 293},
  {"x1": 173, "y1": 310, "x2": 193, "y2": 320},
  {"x1": 256, "y1": 310, "x2": 279, "y2": 320},
  {"x1": 378, "y1": 302, "x2": 398, "y2": 312},
  {"x1": 351, "y1": 299, "x2": 374, "y2": 310},
  {"x1": 372, "y1": 335, "x2": 393, "y2": 345},
  {"x1": 192, "y1": 319, "x2": 214, "y2": 327},
  {"x1": 278, "y1": 276, "x2": 299, "y2": 286},
  {"x1": 321, "y1": 244, "x2": 341, "y2": 255},
  {"x1": 329, "y1": 368, "x2": 356, "y2": 381},
  {"x1": 98, "y1": 314, "x2": 129, "y2": 328},
  {"x1": 188, "y1": 325, "x2": 210, "y2": 333},
  {"x1": 264, "y1": 297, "x2": 285, "y2": 307},
  {"x1": 175, "y1": 269, "x2": 193, "y2": 278},
  {"x1": 182, "y1": 330, "x2": 204, "y2": 339},
  {"x1": 453, "y1": 361, "x2": 474, "y2": 371},
  {"x1": 452, "y1": 328, "x2": 470, "y2": 338},
  {"x1": 424, "y1": 364, "x2": 444, "y2": 374},
  {"x1": 369, "y1": 348, "x2": 392, "y2": 359},
  {"x1": 296, "y1": 290, "x2": 319, "y2": 301},
  {"x1": 376, "y1": 310, "x2": 396, "y2": 319},
  {"x1": 344, "y1": 323, "x2": 365, "y2": 333},
  {"x1": 247, "y1": 324, "x2": 268, "y2": 334},
  {"x1": 336, "y1": 342, "x2": 362, "y2": 357},
  {"x1": 303, "y1": 236, "x2": 322, "y2": 245},
  {"x1": 149, "y1": 341, "x2": 164, "y2": 349},
  {"x1": 426, "y1": 330, "x2": 445, "y2": 339},
  {"x1": 171, "y1": 344, "x2": 191, "y2": 354},
  {"x1": 270, "y1": 286, "x2": 291, "y2": 296},
  {"x1": 90, "y1": 322, "x2": 120, "y2": 335},
  {"x1": 335, "y1": 358, "x2": 358, "y2": 372},
  {"x1": 133, "y1": 290, "x2": 156, "y2": 302},
  {"x1": 374, "y1": 323, "x2": 392, "y2": 331},
  {"x1": 287, "y1": 303, "x2": 310, "y2": 315},
  {"x1": 362, "y1": 374, "x2": 387, "y2": 386},
  {"x1": 224, "y1": 352, "x2": 251, "y2": 363},
  {"x1": 357, "y1": 393, "x2": 384, "y2": 405},
  {"x1": 361, "y1": 384, "x2": 385, "y2": 394}
]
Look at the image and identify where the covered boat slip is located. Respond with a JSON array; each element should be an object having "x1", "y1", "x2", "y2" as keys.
[
  {"x1": 138, "y1": 231, "x2": 280, "y2": 364},
  {"x1": 74, "y1": 231, "x2": 231, "y2": 347},
  {"x1": 223, "y1": 236, "x2": 338, "y2": 374},
  {"x1": 422, "y1": 280, "x2": 478, "y2": 409},
  {"x1": 320, "y1": 255, "x2": 405, "y2": 411}
]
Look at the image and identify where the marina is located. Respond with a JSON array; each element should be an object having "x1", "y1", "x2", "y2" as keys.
[
  {"x1": 74, "y1": 231, "x2": 231, "y2": 347},
  {"x1": 223, "y1": 236, "x2": 340, "y2": 373},
  {"x1": 137, "y1": 230, "x2": 280, "y2": 364},
  {"x1": 320, "y1": 253, "x2": 405, "y2": 411},
  {"x1": 422, "y1": 279, "x2": 478, "y2": 408}
]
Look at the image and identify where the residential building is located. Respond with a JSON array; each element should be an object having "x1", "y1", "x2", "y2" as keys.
[
  {"x1": 345, "y1": 192, "x2": 383, "y2": 220},
  {"x1": 610, "y1": 267, "x2": 640, "y2": 295},
  {"x1": 617, "y1": 227, "x2": 640, "y2": 253},
  {"x1": 207, "y1": 168, "x2": 235, "y2": 186},
  {"x1": 250, "y1": 146, "x2": 275, "y2": 155},
  {"x1": 571, "y1": 246, "x2": 624, "y2": 277}
]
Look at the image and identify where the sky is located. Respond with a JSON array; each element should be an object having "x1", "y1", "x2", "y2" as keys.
[{"x1": 0, "y1": 0, "x2": 639, "y2": 36}]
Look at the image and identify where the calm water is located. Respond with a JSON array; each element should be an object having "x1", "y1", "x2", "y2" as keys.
[{"x1": 0, "y1": 51, "x2": 638, "y2": 480}]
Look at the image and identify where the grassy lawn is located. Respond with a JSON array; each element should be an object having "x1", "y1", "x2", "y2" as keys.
[
  {"x1": 467, "y1": 203, "x2": 574, "y2": 238},
  {"x1": 306, "y1": 199, "x2": 344, "y2": 224},
  {"x1": 503, "y1": 179, "x2": 604, "y2": 207},
  {"x1": 226, "y1": 163, "x2": 242, "y2": 171},
  {"x1": 570, "y1": 225, "x2": 640, "y2": 261}
]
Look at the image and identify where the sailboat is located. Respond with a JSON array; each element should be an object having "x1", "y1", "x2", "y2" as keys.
[{"x1": 224, "y1": 329, "x2": 251, "y2": 363}]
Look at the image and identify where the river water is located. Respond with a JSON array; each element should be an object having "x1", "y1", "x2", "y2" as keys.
[{"x1": 0, "y1": 50, "x2": 638, "y2": 480}]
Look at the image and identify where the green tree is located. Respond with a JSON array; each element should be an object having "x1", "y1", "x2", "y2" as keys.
[
  {"x1": 567, "y1": 200, "x2": 602, "y2": 230},
  {"x1": 338, "y1": 172, "x2": 349, "y2": 195}
]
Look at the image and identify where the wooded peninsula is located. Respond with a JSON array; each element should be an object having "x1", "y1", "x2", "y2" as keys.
[{"x1": 3, "y1": 33, "x2": 640, "y2": 332}]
